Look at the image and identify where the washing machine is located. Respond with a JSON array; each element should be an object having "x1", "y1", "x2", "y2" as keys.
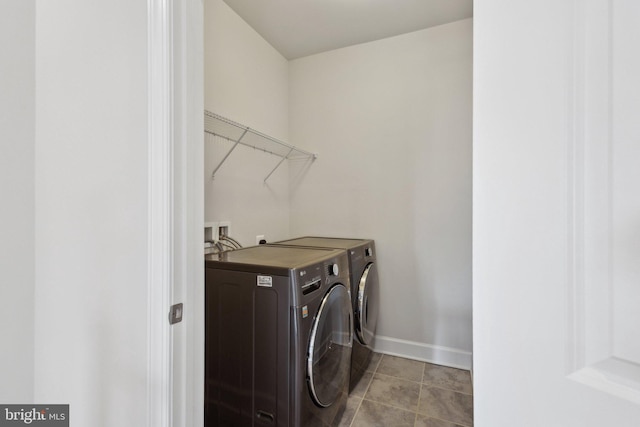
[
  {"x1": 270, "y1": 237, "x2": 379, "y2": 391},
  {"x1": 204, "y1": 245, "x2": 352, "y2": 427}
]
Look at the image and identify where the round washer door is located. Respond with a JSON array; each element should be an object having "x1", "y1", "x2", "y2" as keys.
[
  {"x1": 307, "y1": 284, "x2": 353, "y2": 408},
  {"x1": 356, "y1": 262, "x2": 379, "y2": 346}
]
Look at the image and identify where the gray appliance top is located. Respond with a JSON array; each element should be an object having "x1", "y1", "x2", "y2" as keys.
[
  {"x1": 273, "y1": 236, "x2": 372, "y2": 250},
  {"x1": 204, "y1": 244, "x2": 344, "y2": 275}
]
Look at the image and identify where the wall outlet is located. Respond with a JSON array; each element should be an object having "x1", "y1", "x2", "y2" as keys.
[{"x1": 255, "y1": 234, "x2": 265, "y2": 245}]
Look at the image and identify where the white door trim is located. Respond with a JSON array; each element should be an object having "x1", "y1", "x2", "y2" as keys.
[
  {"x1": 566, "y1": 0, "x2": 640, "y2": 405},
  {"x1": 171, "y1": 1, "x2": 205, "y2": 426},
  {"x1": 147, "y1": 0, "x2": 174, "y2": 426}
]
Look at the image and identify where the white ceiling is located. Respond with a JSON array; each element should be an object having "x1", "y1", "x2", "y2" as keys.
[{"x1": 222, "y1": 0, "x2": 473, "y2": 60}]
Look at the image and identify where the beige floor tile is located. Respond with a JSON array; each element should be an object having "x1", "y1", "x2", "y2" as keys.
[
  {"x1": 350, "y1": 370, "x2": 374, "y2": 398},
  {"x1": 344, "y1": 354, "x2": 474, "y2": 427},
  {"x1": 415, "y1": 415, "x2": 467, "y2": 427},
  {"x1": 365, "y1": 373, "x2": 421, "y2": 412},
  {"x1": 351, "y1": 399, "x2": 415, "y2": 427},
  {"x1": 376, "y1": 354, "x2": 425, "y2": 382},
  {"x1": 418, "y1": 386, "x2": 473, "y2": 427},
  {"x1": 422, "y1": 364, "x2": 473, "y2": 395}
]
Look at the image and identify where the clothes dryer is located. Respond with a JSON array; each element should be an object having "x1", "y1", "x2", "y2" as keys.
[
  {"x1": 204, "y1": 245, "x2": 352, "y2": 427},
  {"x1": 270, "y1": 237, "x2": 379, "y2": 391}
]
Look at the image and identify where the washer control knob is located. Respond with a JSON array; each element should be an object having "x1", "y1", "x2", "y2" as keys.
[
  {"x1": 328, "y1": 263, "x2": 339, "y2": 276},
  {"x1": 365, "y1": 247, "x2": 373, "y2": 257}
]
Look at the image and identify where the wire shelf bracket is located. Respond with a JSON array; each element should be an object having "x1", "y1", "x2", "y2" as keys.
[{"x1": 204, "y1": 111, "x2": 317, "y2": 182}]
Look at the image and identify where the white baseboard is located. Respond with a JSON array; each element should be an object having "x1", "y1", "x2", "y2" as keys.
[{"x1": 373, "y1": 335, "x2": 472, "y2": 371}]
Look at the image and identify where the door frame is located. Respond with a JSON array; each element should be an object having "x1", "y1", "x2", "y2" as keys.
[{"x1": 147, "y1": 0, "x2": 204, "y2": 426}]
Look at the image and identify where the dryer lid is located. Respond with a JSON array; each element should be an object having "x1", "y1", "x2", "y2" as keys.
[{"x1": 274, "y1": 237, "x2": 369, "y2": 250}]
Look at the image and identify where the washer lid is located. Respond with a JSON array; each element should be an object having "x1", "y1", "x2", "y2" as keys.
[
  {"x1": 204, "y1": 245, "x2": 343, "y2": 275},
  {"x1": 307, "y1": 284, "x2": 353, "y2": 408}
]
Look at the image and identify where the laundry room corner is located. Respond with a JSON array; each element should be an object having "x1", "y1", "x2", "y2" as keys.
[{"x1": 287, "y1": 19, "x2": 473, "y2": 369}]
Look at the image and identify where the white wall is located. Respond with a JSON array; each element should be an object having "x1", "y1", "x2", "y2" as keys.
[
  {"x1": 0, "y1": 0, "x2": 35, "y2": 403},
  {"x1": 34, "y1": 1, "x2": 149, "y2": 424},
  {"x1": 204, "y1": 0, "x2": 291, "y2": 246},
  {"x1": 288, "y1": 19, "x2": 473, "y2": 367}
]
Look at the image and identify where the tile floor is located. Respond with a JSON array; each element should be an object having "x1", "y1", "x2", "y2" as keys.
[{"x1": 337, "y1": 353, "x2": 473, "y2": 427}]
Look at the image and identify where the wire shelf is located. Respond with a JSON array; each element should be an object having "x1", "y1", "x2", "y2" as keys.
[{"x1": 204, "y1": 111, "x2": 317, "y2": 182}]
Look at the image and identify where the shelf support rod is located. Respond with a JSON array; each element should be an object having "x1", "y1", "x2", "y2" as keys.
[
  {"x1": 264, "y1": 147, "x2": 294, "y2": 183},
  {"x1": 210, "y1": 128, "x2": 249, "y2": 179}
]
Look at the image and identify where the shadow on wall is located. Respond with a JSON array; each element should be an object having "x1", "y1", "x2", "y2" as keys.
[{"x1": 289, "y1": 156, "x2": 317, "y2": 198}]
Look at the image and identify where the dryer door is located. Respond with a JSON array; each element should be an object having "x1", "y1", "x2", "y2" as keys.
[
  {"x1": 355, "y1": 262, "x2": 379, "y2": 347},
  {"x1": 307, "y1": 284, "x2": 353, "y2": 408}
]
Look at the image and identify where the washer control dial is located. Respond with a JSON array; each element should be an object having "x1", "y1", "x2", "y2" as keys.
[{"x1": 328, "y1": 263, "x2": 339, "y2": 276}]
